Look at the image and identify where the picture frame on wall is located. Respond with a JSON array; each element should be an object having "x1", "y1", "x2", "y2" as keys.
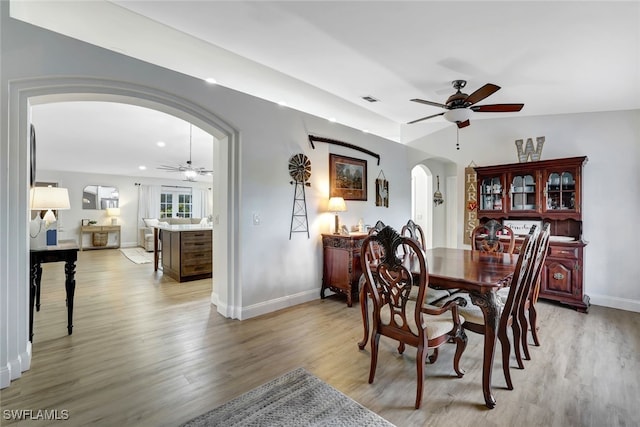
[{"x1": 329, "y1": 154, "x2": 367, "y2": 201}]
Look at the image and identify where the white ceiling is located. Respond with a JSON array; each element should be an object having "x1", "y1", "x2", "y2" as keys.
[{"x1": 15, "y1": 1, "x2": 640, "y2": 179}]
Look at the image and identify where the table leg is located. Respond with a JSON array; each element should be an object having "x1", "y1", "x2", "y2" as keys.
[
  {"x1": 470, "y1": 290, "x2": 501, "y2": 409},
  {"x1": 35, "y1": 263, "x2": 42, "y2": 311},
  {"x1": 29, "y1": 262, "x2": 39, "y2": 342},
  {"x1": 154, "y1": 227, "x2": 159, "y2": 271},
  {"x1": 64, "y1": 259, "x2": 77, "y2": 335},
  {"x1": 357, "y1": 282, "x2": 369, "y2": 350}
]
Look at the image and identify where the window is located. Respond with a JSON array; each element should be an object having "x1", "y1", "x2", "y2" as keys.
[{"x1": 160, "y1": 187, "x2": 192, "y2": 218}]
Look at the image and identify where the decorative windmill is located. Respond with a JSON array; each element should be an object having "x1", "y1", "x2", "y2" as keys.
[{"x1": 288, "y1": 153, "x2": 311, "y2": 239}]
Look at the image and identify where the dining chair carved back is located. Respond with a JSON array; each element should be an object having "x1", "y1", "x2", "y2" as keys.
[
  {"x1": 519, "y1": 222, "x2": 551, "y2": 359},
  {"x1": 437, "y1": 225, "x2": 538, "y2": 390},
  {"x1": 401, "y1": 219, "x2": 426, "y2": 249},
  {"x1": 361, "y1": 225, "x2": 467, "y2": 409},
  {"x1": 471, "y1": 219, "x2": 516, "y2": 254}
]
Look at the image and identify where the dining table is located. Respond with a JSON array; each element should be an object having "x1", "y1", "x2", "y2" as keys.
[{"x1": 358, "y1": 247, "x2": 517, "y2": 409}]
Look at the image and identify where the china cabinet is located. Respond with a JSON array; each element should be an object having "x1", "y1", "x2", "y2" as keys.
[{"x1": 475, "y1": 156, "x2": 589, "y2": 311}]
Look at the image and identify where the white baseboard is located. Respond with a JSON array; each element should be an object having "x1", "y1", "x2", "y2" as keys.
[
  {"x1": 240, "y1": 289, "x2": 319, "y2": 320},
  {"x1": 589, "y1": 294, "x2": 640, "y2": 313}
]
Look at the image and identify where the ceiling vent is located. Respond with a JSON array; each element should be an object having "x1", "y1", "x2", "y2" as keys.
[{"x1": 361, "y1": 96, "x2": 379, "y2": 103}]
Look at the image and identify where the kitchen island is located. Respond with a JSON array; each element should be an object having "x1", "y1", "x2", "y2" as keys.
[{"x1": 153, "y1": 224, "x2": 212, "y2": 283}]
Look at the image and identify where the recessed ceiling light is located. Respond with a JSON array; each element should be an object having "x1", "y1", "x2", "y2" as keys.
[
  {"x1": 362, "y1": 129, "x2": 369, "y2": 133},
  {"x1": 205, "y1": 77, "x2": 217, "y2": 84},
  {"x1": 278, "y1": 101, "x2": 288, "y2": 107},
  {"x1": 328, "y1": 117, "x2": 337, "y2": 123},
  {"x1": 138, "y1": 165, "x2": 147, "y2": 170},
  {"x1": 156, "y1": 141, "x2": 166, "y2": 147}
]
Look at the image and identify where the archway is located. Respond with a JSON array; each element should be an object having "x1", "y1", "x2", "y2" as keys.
[
  {"x1": 411, "y1": 164, "x2": 433, "y2": 249},
  {"x1": 4, "y1": 76, "x2": 241, "y2": 383}
]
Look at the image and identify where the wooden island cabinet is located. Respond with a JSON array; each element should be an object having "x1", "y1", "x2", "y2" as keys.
[
  {"x1": 475, "y1": 156, "x2": 589, "y2": 312},
  {"x1": 160, "y1": 227, "x2": 212, "y2": 283},
  {"x1": 321, "y1": 233, "x2": 367, "y2": 307}
]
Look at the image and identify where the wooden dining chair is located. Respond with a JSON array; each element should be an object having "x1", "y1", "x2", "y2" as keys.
[
  {"x1": 436, "y1": 226, "x2": 538, "y2": 390},
  {"x1": 401, "y1": 219, "x2": 426, "y2": 249},
  {"x1": 518, "y1": 222, "x2": 551, "y2": 360},
  {"x1": 358, "y1": 221, "x2": 450, "y2": 351},
  {"x1": 470, "y1": 219, "x2": 516, "y2": 254},
  {"x1": 361, "y1": 225, "x2": 467, "y2": 409}
]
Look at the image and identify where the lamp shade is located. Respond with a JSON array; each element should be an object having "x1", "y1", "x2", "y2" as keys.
[
  {"x1": 30, "y1": 187, "x2": 70, "y2": 210},
  {"x1": 328, "y1": 197, "x2": 347, "y2": 213},
  {"x1": 107, "y1": 207, "x2": 121, "y2": 217},
  {"x1": 444, "y1": 108, "x2": 471, "y2": 123}
]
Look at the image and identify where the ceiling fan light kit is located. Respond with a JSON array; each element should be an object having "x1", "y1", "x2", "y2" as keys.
[
  {"x1": 409, "y1": 79, "x2": 524, "y2": 128},
  {"x1": 444, "y1": 108, "x2": 471, "y2": 124},
  {"x1": 157, "y1": 124, "x2": 212, "y2": 181}
]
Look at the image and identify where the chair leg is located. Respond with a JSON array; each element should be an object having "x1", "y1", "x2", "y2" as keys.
[
  {"x1": 453, "y1": 329, "x2": 467, "y2": 378},
  {"x1": 369, "y1": 332, "x2": 380, "y2": 384},
  {"x1": 529, "y1": 303, "x2": 540, "y2": 346},
  {"x1": 415, "y1": 343, "x2": 427, "y2": 409},
  {"x1": 358, "y1": 286, "x2": 369, "y2": 350},
  {"x1": 428, "y1": 347, "x2": 439, "y2": 364},
  {"x1": 519, "y1": 302, "x2": 531, "y2": 360},
  {"x1": 498, "y1": 328, "x2": 514, "y2": 390},
  {"x1": 511, "y1": 316, "x2": 525, "y2": 369}
]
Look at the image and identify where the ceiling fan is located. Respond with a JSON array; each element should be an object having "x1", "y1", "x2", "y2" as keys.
[
  {"x1": 157, "y1": 124, "x2": 212, "y2": 181},
  {"x1": 408, "y1": 80, "x2": 524, "y2": 128}
]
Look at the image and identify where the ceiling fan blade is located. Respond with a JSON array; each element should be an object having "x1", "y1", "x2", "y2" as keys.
[
  {"x1": 471, "y1": 103, "x2": 524, "y2": 112},
  {"x1": 410, "y1": 98, "x2": 449, "y2": 109},
  {"x1": 456, "y1": 119, "x2": 471, "y2": 129},
  {"x1": 407, "y1": 111, "x2": 445, "y2": 124},
  {"x1": 464, "y1": 83, "x2": 500, "y2": 106},
  {"x1": 157, "y1": 166, "x2": 181, "y2": 171}
]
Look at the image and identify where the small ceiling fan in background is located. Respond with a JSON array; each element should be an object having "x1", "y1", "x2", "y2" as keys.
[
  {"x1": 408, "y1": 80, "x2": 524, "y2": 128},
  {"x1": 157, "y1": 124, "x2": 213, "y2": 181}
]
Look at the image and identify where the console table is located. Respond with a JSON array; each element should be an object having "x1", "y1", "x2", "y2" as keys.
[
  {"x1": 79, "y1": 225, "x2": 120, "y2": 250},
  {"x1": 29, "y1": 240, "x2": 79, "y2": 341},
  {"x1": 321, "y1": 233, "x2": 367, "y2": 307}
]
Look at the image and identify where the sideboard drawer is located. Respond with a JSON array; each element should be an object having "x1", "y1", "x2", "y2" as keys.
[{"x1": 548, "y1": 245, "x2": 579, "y2": 258}]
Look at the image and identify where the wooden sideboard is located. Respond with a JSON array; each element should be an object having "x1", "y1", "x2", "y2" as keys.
[
  {"x1": 79, "y1": 225, "x2": 121, "y2": 251},
  {"x1": 321, "y1": 233, "x2": 367, "y2": 307},
  {"x1": 160, "y1": 228, "x2": 212, "y2": 282}
]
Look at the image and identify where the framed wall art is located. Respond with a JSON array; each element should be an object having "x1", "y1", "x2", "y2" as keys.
[
  {"x1": 375, "y1": 170, "x2": 389, "y2": 207},
  {"x1": 329, "y1": 154, "x2": 367, "y2": 201}
]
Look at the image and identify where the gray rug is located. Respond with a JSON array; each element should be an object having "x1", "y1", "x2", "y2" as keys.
[{"x1": 180, "y1": 367, "x2": 395, "y2": 426}]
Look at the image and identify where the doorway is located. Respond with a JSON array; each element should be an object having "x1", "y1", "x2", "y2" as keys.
[{"x1": 411, "y1": 164, "x2": 433, "y2": 249}]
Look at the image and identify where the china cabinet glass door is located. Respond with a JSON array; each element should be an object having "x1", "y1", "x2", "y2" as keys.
[
  {"x1": 510, "y1": 174, "x2": 536, "y2": 210},
  {"x1": 479, "y1": 176, "x2": 504, "y2": 211},
  {"x1": 545, "y1": 171, "x2": 576, "y2": 211}
]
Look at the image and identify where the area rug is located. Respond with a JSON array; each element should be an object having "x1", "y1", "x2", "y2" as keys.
[
  {"x1": 119, "y1": 247, "x2": 153, "y2": 264},
  {"x1": 180, "y1": 367, "x2": 395, "y2": 427}
]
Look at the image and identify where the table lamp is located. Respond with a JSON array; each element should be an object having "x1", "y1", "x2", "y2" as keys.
[
  {"x1": 30, "y1": 186, "x2": 71, "y2": 246},
  {"x1": 328, "y1": 196, "x2": 346, "y2": 234},
  {"x1": 107, "y1": 207, "x2": 121, "y2": 225}
]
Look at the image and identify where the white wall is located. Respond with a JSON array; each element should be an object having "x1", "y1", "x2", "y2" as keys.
[
  {"x1": 35, "y1": 170, "x2": 212, "y2": 247},
  {"x1": 0, "y1": 3, "x2": 414, "y2": 387},
  {"x1": 404, "y1": 110, "x2": 640, "y2": 313}
]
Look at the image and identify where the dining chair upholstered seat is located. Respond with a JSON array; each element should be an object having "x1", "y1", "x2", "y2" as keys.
[
  {"x1": 361, "y1": 225, "x2": 467, "y2": 409},
  {"x1": 435, "y1": 225, "x2": 539, "y2": 390}
]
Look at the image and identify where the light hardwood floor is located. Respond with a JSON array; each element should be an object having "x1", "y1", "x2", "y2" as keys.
[{"x1": 2, "y1": 249, "x2": 639, "y2": 427}]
